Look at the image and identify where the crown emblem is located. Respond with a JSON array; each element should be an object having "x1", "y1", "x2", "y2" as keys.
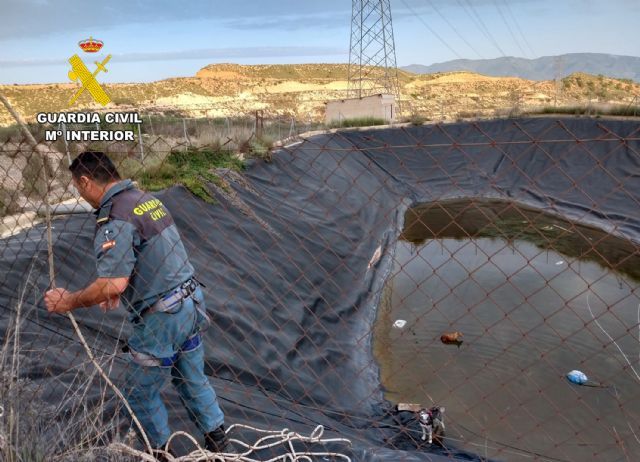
[{"x1": 78, "y1": 37, "x2": 103, "y2": 53}]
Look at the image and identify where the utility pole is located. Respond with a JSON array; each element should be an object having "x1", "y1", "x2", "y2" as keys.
[
  {"x1": 255, "y1": 110, "x2": 264, "y2": 138},
  {"x1": 554, "y1": 56, "x2": 564, "y2": 107},
  {"x1": 347, "y1": 0, "x2": 401, "y2": 104}
]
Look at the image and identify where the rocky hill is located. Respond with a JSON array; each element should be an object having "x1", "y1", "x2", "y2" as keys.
[
  {"x1": 403, "y1": 53, "x2": 640, "y2": 82},
  {"x1": 1, "y1": 64, "x2": 639, "y2": 128}
]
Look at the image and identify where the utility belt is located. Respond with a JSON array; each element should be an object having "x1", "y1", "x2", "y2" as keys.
[
  {"x1": 146, "y1": 278, "x2": 199, "y2": 316},
  {"x1": 126, "y1": 277, "x2": 211, "y2": 368},
  {"x1": 132, "y1": 278, "x2": 209, "y2": 322},
  {"x1": 124, "y1": 333, "x2": 202, "y2": 368}
]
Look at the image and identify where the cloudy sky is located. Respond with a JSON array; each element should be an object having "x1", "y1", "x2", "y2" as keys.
[{"x1": 1, "y1": 0, "x2": 638, "y2": 84}]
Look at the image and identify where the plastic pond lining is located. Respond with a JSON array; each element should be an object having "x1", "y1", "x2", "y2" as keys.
[{"x1": 0, "y1": 117, "x2": 639, "y2": 461}]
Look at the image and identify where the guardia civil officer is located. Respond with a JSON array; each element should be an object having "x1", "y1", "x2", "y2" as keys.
[{"x1": 45, "y1": 151, "x2": 228, "y2": 459}]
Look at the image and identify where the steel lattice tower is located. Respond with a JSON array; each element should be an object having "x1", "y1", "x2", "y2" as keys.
[{"x1": 348, "y1": 0, "x2": 400, "y2": 100}]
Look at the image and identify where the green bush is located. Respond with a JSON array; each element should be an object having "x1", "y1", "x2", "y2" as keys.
[
  {"x1": 457, "y1": 110, "x2": 482, "y2": 119},
  {"x1": 238, "y1": 134, "x2": 274, "y2": 161},
  {"x1": 404, "y1": 113, "x2": 427, "y2": 126},
  {"x1": 111, "y1": 96, "x2": 136, "y2": 106},
  {"x1": 136, "y1": 147, "x2": 244, "y2": 203},
  {"x1": 328, "y1": 117, "x2": 387, "y2": 129},
  {"x1": 532, "y1": 104, "x2": 640, "y2": 117}
]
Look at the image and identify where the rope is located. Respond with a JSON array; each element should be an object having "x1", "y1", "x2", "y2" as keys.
[
  {"x1": 585, "y1": 294, "x2": 640, "y2": 383},
  {"x1": 37, "y1": 145, "x2": 353, "y2": 461},
  {"x1": 107, "y1": 424, "x2": 352, "y2": 462},
  {"x1": 0, "y1": 93, "x2": 153, "y2": 452},
  {"x1": 38, "y1": 144, "x2": 154, "y2": 454}
]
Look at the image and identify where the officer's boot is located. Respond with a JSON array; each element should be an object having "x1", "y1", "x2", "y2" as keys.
[{"x1": 204, "y1": 424, "x2": 229, "y2": 453}]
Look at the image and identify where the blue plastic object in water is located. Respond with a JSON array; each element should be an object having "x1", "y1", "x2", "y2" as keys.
[{"x1": 567, "y1": 370, "x2": 588, "y2": 385}]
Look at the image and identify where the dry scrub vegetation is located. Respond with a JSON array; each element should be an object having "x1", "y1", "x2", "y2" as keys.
[{"x1": 1, "y1": 65, "x2": 638, "y2": 126}]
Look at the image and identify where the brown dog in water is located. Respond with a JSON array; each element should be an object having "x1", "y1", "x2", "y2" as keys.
[{"x1": 440, "y1": 331, "x2": 463, "y2": 348}]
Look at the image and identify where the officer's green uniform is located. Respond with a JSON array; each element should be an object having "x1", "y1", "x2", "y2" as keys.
[{"x1": 94, "y1": 179, "x2": 225, "y2": 447}]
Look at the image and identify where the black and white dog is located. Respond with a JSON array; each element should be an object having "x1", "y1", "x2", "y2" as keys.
[{"x1": 418, "y1": 406, "x2": 445, "y2": 444}]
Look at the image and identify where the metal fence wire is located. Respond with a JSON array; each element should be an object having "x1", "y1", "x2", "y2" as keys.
[{"x1": 0, "y1": 116, "x2": 639, "y2": 462}]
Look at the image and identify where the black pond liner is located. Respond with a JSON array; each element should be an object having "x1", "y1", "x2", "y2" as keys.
[{"x1": 0, "y1": 117, "x2": 638, "y2": 461}]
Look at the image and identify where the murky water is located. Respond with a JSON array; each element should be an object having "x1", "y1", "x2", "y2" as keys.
[{"x1": 374, "y1": 201, "x2": 640, "y2": 461}]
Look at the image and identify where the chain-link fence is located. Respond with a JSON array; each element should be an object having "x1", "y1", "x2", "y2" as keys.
[
  {"x1": 0, "y1": 111, "x2": 325, "y2": 166},
  {"x1": 0, "y1": 116, "x2": 639, "y2": 462}
]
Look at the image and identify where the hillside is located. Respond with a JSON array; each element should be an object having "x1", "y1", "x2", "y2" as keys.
[
  {"x1": 403, "y1": 53, "x2": 640, "y2": 82},
  {"x1": 0, "y1": 64, "x2": 639, "y2": 128}
]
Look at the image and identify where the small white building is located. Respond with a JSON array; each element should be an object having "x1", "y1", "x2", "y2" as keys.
[{"x1": 325, "y1": 94, "x2": 396, "y2": 124}]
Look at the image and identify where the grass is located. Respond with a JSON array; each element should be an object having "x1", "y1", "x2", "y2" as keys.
[
  {"x1": 456, "y1": 110, "x2": 484, "y2": 120},
  {"x1": 328, "y1": 117, "x2": 388, "y2": 129},
  {"x1": 0, "y1": 260, "x2": 138, "y2": 461},
  {"x1": 403, "y1": 113, "x2": 429, "y2": 126},
  {"x1": 530, "y1": 104, "x2": 640, "y2": 117},
  {"x1": 127, "y1": 147, "x2": 244, "y2": 203},
  {"x1": 242, "y1": 134, "x2": 275, "y2": 161},
  {"x1": 0, "y1": 116, "x2": 266, "y2": 218}
]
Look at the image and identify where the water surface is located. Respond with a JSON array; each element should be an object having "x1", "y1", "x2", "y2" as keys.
[{"x1": 374, "y1": 201, "x2": 640, "y2": 461}]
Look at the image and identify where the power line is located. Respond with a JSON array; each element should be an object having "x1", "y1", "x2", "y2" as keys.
[
  {"x1": 493, "y1": 0, "x2": 529, "y2": 58},
  {"x1": 463, "y1": 0, "x2": 507, "y2": 56},
  {"x1": 399, "y1": 0, "x2": 465, "y2": 60},
  {"x1": 501, "y1": 0, "x2": 537, "y2": 58},
  {"x1": 456, "y1": 0, "x2": 507, "y2": 57},
  {"x1": 424, "y1": 0, "x2": 485, "y2": 59},
  {"x1": 452, "y1": 0, "x2": 527, "y2": 78}
]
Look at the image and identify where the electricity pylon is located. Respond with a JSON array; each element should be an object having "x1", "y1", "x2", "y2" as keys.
[{"x1": 347, "y1": 0, "x2": 401, "y2": 103}]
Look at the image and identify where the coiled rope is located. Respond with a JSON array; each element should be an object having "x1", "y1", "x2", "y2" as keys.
[
  {"x1": 108, "y1": 424, "x2": 352, "y2": 462},
  {"x1": 38, "y1": 144, "x2": 352, "y2": 461}
]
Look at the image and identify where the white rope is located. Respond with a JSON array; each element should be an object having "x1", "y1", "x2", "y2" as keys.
[
  {"x1": 586, "y1": 293, "x2": 640, "y2": 383},
  {"x1": 107, "y1": 424, "x2": 352, "y2": 462},
  {"x1": 30, "y1": 130, "x2": 352, "y2": 460},
  {"x1": 37, "y1": 141, "x2": 154, "y2": 454}
]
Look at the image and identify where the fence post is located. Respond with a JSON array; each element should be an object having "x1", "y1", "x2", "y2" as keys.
[
  {"x1": 255, "y1": 110, "x2": 264, "y2": 139},
  {"x1": 288, "y1": 117, "x2": 295, "y2": 138},
  {"x1": 61, "y1": 122, "x2": 71, "y2": 165},
  {"x1": 182, "y1": 118, "x2": 191, "y2": 150},
  {"x1": 147, "y1": 114, "x2": 155, "y2": 136},
  {"x1": 0, "y1": 91, "x2": 51, "y2": 203},
  {"x1": 137, "y1": 123, "x2": 144, "y2": 162}
]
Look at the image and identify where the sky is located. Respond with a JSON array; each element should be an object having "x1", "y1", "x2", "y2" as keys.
[{"x1": 0, "y1": 0, "x2": 638, "y2": 84}]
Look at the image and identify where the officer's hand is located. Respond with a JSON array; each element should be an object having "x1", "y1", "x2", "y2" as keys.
[
  {"x1": 45, "y1": 288, "x2": 73, "y2": 314},
  {"x1": 99, "y1": 295, "x2": 120, "y2": 312}
]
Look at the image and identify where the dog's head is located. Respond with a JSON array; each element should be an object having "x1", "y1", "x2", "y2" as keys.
[
  {"x1": 421, "y1": 406, "x2": 445, "y2": 422},
  {"x1": 418, "y1": 409, "x2": 431, "y2": 424}
]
